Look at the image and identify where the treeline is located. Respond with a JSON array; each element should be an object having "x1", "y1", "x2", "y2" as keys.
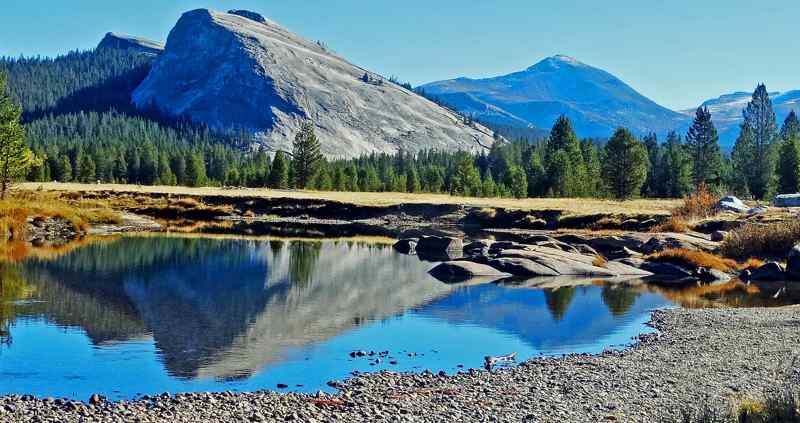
[
  {"x1": 1, "y1": 48, "x2": 153, "y2": 120},
  {"x1": 4, "y1": 46, "x2": 799, "y2": 200}
]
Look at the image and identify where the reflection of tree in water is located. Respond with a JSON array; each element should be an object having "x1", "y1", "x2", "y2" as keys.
[
  {"x1": 288, "y1": 241, "x2": 322, "y2": 287},
  {"x1": 601, "y1": 286, "x2": 640, "y2": 317},
  {"x1": 544, "y1": 287, "x2": 576, "y2": 321},
  {"x1": 0, "y1": 264, "x2": 35, "y2": 347},
  {"x1": 269, "y1": 240, "x2": 285, "y2": 259}
]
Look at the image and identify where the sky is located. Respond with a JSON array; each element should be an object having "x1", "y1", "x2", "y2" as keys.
[{"x1": 2, "y1": 0, "x2": 798, "y2": 110}]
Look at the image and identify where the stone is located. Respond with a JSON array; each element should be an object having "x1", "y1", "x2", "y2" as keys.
[
  {"x1": 416, "y1": 236, "x2": 463, "y2": 253},
  {"x1": 605, "y1": 247, "x2": 642, "y2": 260},
  {"x1": 750, "y1": 262, "x2": 786, "y2": 281},
  {"x1": 639, "y1": 261, "x2": 694, "y2": 278},
  {"x1": 132, "y1": 9, "x2": 498, "y2": 159},
  {"x1": 227, "y1": 9, "x2": 268, "y2": 23},
  {"x1": 786, "y1": 245, "x2": 800, "y2": 279},
  {"x1": 638, "y1": 219, "x2": 659, "y2": 231},
  {"x1": 429, "y1": 261, "x2": 511, "y2": 282},
  {"x1": 88, "y1": 394, "x2": 106, "y2": 405},
  {"x1": 601, "y1": 260, "x2": 653, "y2": 276},
  {"x1": 695, "y1": 267, "x2": 731, "y2": 283},
  {"x1": 639, "y1": 237, "x2": 694, "y2": 255},
  {"x1": 710, "y1": 231, "x2": 727, "y2": 242},
  {"x1": 487, "y1": 257, "x2": 560, "y2": 277},
  {"x1": 747, "y1": 205, "x2": 769, "y2": 215},
  {"x1": 463, "y1": 240, "x2": 493, "y2": 255},
  {"x1": 718, "y1": 196, "x2": 748, "y2": 213},
  {"x1": 392, "y1": 239, "x2": 417, "y2": 254},
  {"x1": 775, "y1": 194, "x2": 800, "y2": 208}
]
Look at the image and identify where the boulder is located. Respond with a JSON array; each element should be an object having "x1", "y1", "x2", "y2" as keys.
[
  {"x1": 489, "y1": 241, "x2": 529, "y2": 251},
  {"x1": 786, "y1": 244, "x2": 800, "y2": 279},
  {"x1": 463, "y1": 240, "x2": 492, "y2": 256},
  {"x1": 710, "y1": 231, "x2": 728, "y2": 242},
  {"x1": 573, "y1": 244, "x2": 599, "y2": 256},
  {"x1": 718, "y1": 196, "x2": 748, "y2": 213},
  {"x1": 750, "y1": 262, "x2": 786, "y2": 281},
  {"x1": 747, "y1": 205, "x2": 769, "y2": 215},
  {"x1": 392, "y1": 238, "x2": 418, "y2": 254},
  {"x1": 775, "y1": 194, "x2": 800, "y2": 208},
  {"x1": 429, "y1": 261, "x2": 511, "y2": 282},
  {"x1": 640, "y1": 237, "x2": 695, "y2": 255},
  {"x1": 416, "y1": 236, "x2": 463, "y2": 253},
  {"x1": 605, "y1": 247, "x2": 642, "y2": 260},
  {"x1": 487, "y1": 257, "x2": 560, "y2": 277},
  {"x1": 639, "y1": 261, "x2": 694, "y2": 278},
  {"x1": 695, "y1": 267, "x2": 731, "y2": 283},
  {"x1": 638, "y1": 219, "x2": 659, "y2": 231},
  {"x1": 602, "y1": 260, "x2": 653, "y2": 276}
]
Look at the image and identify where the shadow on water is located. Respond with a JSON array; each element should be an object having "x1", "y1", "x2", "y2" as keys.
[{"x1": 0, "y1": 235, "x2": 798, "y2": 399}]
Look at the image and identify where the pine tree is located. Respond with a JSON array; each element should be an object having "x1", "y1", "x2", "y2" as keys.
[
  {"x1": 56, "y1": 155, "x2": 72, "y2": 182},
  {"x1": 292, "y1": 122, "x2": 323, "y2": 189},
  {"x1": 185, "y1": 151, "x2": 207, "y2": 187},
  {"x1": 76, "y1": 153, "x2": 96, "y2": 183},
  {"x1": 642, "y1": 133, "x2": 661, "y2": 197},
  {"x1": 658, "y1": 131, "x2": 692, "y2": 198},
  {"x1": 481, "y1": 170, "x2": 498, "y2": 197},
  {"x1": 405, "y1": 166, "x2": 420, "y2": 193},
  {"x1": 157, "y1": 153, "x2": 176, "y2": 185},
  {"x1": 741, "y1": 84, "x2": 778, "y2": 199},
  {"x1": 268, "y1": 151, "x2": 289, "y2": 189},
  {"x1": 731, "y1": 122, "x2": 755, "y2": 197},
  {"x1": 508, "y1": 165, "x2": 528, "y2": 199},
  {"x1": 0, "y1": 71, "x2": 32, "y2": 198},
  {"x1": 686, "y1": 106, "x2": 722, "y2": 188},
  {"x1": 601, "y1": 128, "x2": 649, "y2": 200},
  {"x1": 777, "y1": 110, "x2": 800, "y2": 194},
  {"x1": 544, "y1": 116, "x2": 587, "y2": 196},
  {"x1": 450, "y1": 153, "x2": 481, "y2": 196},
  {"x1": 526, "y1": 153, "x2": 547, "y2": 197}
]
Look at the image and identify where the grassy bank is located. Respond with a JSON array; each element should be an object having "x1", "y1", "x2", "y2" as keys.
[
  {"x1": 17, "y1": 182, "x2": 681, "y2": 216},
  {"x1": 0, "y1": 190, "x2": 121, "y2": 242}
]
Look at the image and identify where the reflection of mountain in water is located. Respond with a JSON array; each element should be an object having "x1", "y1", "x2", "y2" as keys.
[
  {"x1": 416, "y1": 284, "x2": 667, "y2": 351},
  {"x1": 19, "y1": 237, "x2": 451, "y2": 380}
]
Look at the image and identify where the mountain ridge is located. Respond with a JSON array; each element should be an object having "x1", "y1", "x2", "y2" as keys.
[
  {"x1": 131, "y1": 8, "x2": 498, "y2": 159},
  {"x1": 420, "y1": 55, "x2": 687, "y2": 139}
]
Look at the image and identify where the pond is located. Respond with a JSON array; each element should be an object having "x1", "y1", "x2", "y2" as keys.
[{"x1": 0, "y1": 235, "x2": 793, "y2": 400}]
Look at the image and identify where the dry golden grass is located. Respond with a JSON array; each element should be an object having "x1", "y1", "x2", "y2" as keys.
[
  {"x1": 16, "y1": 182, "x2": 680, "y2": 216},
  {"x1": 721, "y1": 221, "x2": 800, "y2": 259},
  {"x1": 651, "y1": 216, "x2": 689, "y2": 233},
  {"x1": 0, "y1": 191, "x2": 121, "y2": 242},
  {"x1": 592, "y1": 255, "x2": 608, "y2": 267},
  {"x1": 646, "y1": 248, "x2": 763, "y2": 273}
]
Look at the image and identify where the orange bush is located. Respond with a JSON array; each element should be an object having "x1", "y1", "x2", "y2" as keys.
[
  {"x1": 646, "y1": 248, "x2": 763, "y2": 273},
  {"x1": 651, "y1": 216, "x2": 689, "y2": 233},
  {"x1": 673, "y1": 183, "x2": 719, "y2": 219}
]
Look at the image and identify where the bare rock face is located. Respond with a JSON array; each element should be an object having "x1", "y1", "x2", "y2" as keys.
[
  {"x1": 132, "y1": 9, "x2": 497, "y2": 158},
  {"x1": 97, "y1": 32, "x2": 164, "y2": 55}
]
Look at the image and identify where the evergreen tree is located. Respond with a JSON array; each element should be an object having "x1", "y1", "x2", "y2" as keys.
[
  {"x1": 686, "y1": 106, "x2": 722, "y2": 188},
  {"x1": 157, "y1": 153, "x2": 176, "y2": 185},
  {"x1": 185, "y1": 151, "x2": 207, "y2": 187},
  {"x1": 405, "y1": 166, "x2": 421, "y2": 193},
  {"x1": 56, "y1": 155, "x2": 72, "y2": 182},
  {"x1": 481, "y1": 170, "x2": 498, "y2": 197},
  {"x1": 450, "y1": 153, "x2": 481, "y2": 196},
  {"x1": 544, "y1": 116, "x2": 587, "y2": 196},
  {"x1": 292, "y1": 122, "x2": 323, "y2": 189},
  {"x1": 741, "y1": 84, "x2": 778, "y2": 199},
  {"x1": 777, "y1": 110, "x2": 800, "y2": 194},
  {"x1": 658, "y1": 131, "x2": 692, "y2": 198},
  {"x1": 0, "y1": 72, "x2": 32, "y2": 198},
  {"x1": 268, "y1": 151, "x2": 290, "y2": 189},
  {"x1": 526, "y1": 153, "x2": 547, "y2": 197},
  {"x1": 601, "y1": 128, "x2": 649, "y2": 200},
  {"x1": 76, "y1": 153, "x2": 96, "y2": 183},
  {"x1": 642, "y1": 133, "x2": 661, "y2": 196},
  {"x1": 731, "y1": 122, "x2": 755, "y2": 197},
  {"x1": 508, "y1": 165, "x2": 528, "y2": 199}
]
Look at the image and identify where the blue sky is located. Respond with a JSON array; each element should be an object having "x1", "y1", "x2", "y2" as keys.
[{"x1": 2, "y1": 0, "x2": 797, "y2": 110}]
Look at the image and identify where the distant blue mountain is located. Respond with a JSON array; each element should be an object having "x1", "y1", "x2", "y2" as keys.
[
  {"x1": 682, "y1": 90, "x2": 800, "y2": 147},
  {"x1": 420, "y1": 55, "x2": 686, "y2": 139}
]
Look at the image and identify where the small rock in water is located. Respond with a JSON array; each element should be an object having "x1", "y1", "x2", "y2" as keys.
[
  {"x1": 276, "y1": 384, "x2": 289, "y2": 389},
  {"x1": 88, "y1": 394, "x2": 106, "y2": 405}
]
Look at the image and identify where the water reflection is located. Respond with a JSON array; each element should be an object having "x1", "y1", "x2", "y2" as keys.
[{"x1": 0, "y1": 235, "x2": 796, "y2": 399}]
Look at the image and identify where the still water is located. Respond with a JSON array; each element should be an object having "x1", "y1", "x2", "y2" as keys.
[{"x1": 0, "y1": 236, "x2": 782, "y2": 400}]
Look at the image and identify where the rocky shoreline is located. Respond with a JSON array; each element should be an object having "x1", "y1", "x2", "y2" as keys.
[{"x1": 2, "y1": 306, "x2": 799, "y2": 422}]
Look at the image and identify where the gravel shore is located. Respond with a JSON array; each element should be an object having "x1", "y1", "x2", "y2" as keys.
[{"x1": 2, "y1": 306, "x2": 799, "y2": 422}]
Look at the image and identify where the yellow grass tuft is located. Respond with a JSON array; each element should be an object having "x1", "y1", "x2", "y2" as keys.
[
  {"x1": 721, "y1": 221, "x2": 800, "y2": 259},
  {"x1": 651, "y1": 216, "x2": 689, "y2": 233},
  {"x1": 646, "y1": 248, "x2": 763, "y2": 274}
]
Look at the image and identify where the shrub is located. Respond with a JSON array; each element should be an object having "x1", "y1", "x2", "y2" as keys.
[
  {"x1": 647, "y1": 248, "x2": 740, "y2": 273},
  {"x1": 652, "y1": 216, "x2": 689, "y2": 233},
  {"x1": 673, "y1": 183, "x2": 719, "y2": 219},
  {"x1": 721, "y1": 221, "x2": 800, "y2": 259}
]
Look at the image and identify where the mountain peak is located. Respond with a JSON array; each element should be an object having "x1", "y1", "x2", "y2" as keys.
[
  {"x1": 527, "y1": 54, "x2": 584, "y2": 72},
  {"x1": 97, "y1": 32, "x2": 164, "y2": 55}
]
